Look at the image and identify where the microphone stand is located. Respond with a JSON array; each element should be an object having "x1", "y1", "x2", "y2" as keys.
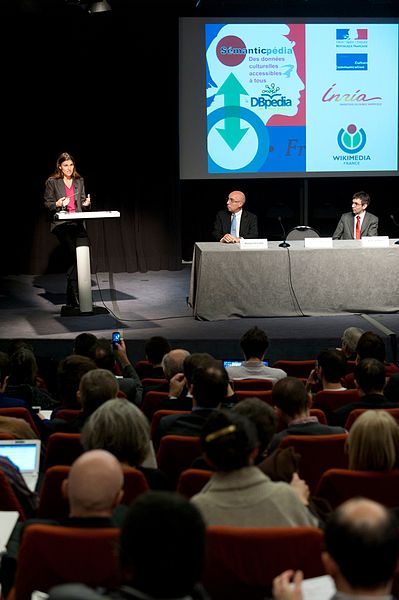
[
  {"x1": 278, "y1": 216, "x2": 290, "y2": 248},
  {"x1": 389, "y1": 215, "x2": 399, "y2": 244}
]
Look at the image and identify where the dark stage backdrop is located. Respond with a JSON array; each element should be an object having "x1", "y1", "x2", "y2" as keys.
[{"x1": 2, "y1": 2, "x2": 399, "y2": 274}]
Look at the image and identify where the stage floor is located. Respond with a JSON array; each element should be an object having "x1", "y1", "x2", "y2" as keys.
[{"x1": 1, "y1": 265, "x2": 399, "y2": 365}]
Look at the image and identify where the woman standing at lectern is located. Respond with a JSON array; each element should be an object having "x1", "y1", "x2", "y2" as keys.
[{"x1": 44, "y1": 152, "x2": 91, "y2": 308}]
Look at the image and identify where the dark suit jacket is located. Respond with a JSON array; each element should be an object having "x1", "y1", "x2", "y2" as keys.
[
  {"x1": 332, "y1": 211, "x2": 378, "y2": 239},
  {"x1": 44, "y1": 177, "x2": 90, "y2": 231},
  {"x1": 155, "y1": 407, "x2": 215, "y2": 449},
  {"x1": 212, "y1": 209, "x2": 258, "y2": 241},
  {"x1": 330, "y1": 393, "x2": 399, "y2": 427}
]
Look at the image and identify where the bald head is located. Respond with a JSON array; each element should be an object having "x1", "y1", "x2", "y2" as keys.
[
  {"x1": 63, "y1": 449, "x2": 124, "y2": 517},
  {"x1": 324, "y1": 498, "x2": 399, "y2": 591},
  {"x1": 162, "y1": 349, "x2": 190, "y2": 380}
]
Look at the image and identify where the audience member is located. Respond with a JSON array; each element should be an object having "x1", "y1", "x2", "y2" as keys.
[
  {"x1": 338, "y1": 326, "x2": 365, "y2": 360},
  {"x1": 81, "y1": 398, "x2": 170, "y2": 490},
  {"x1": 48, "y1": 490, "x2": 210, "y2": 600},
  {"x1": 162, "y1": 352, "x2": 216, "y2": 412},
  {"x1": 5, "y1": 339, "x2": 53, "y2": 391},
  {"x1": 154, "y1": 361, "x2": 230, "y2": 448},
  {"x1": 226, "y1": 326, "x2": 287, "y2": 384},
  {"x1": 5, "y1": 346, "x2": 58, "y2": 410},
  {"x1": 332, "y1": 191, "x2": 378, "y2": 240},
  {"x1": 44, "y1": 368, "x2": 120, "y2": 437},
  {"x1": 140, "y1": 336, "x2": 172, "y2": 379},
  {"x1": 191, "y1": 409, "x2": 317, "y2": 527},
  {"x1": 269, "y1": 377, "x2": 346, "y2": 452},
  {"x1": 272, "y1": 498, "x2": 399, "y2": 600},
  {"x1": 0, "y1": 351, "x2": 44, "y2": 435},
  {"x1": 331, "y1": 358, "x2": 399, "y2": 428},
  {"x1": 342, "y1": 331, "x2": 399, "y2": 389},
  {"x1": 347, "y1": 409, "x2": 399, "y2": 471},
  {"x1": 88, "y1": 337, "x2": 143, "y2": 406},
  {"x1": 384, "y1": 373, "x2": 399, "y2": 403},
  {"x1": 0, "y1": 450, "x2": 126, "y2": 598},
  {"x1": 305, "y1": 348, "x2": 347, "y2": 395},
  {"x1": 212, "y1": 190, "x2": 258, "y2": 243},
  {"x1": 52, "y1": 354, "x2": 97, "y2": 410},
  {"x1": 143, "y1": 348, "x2": 191, "y2": 395},
  {"x1": 73, "y1": 333, "x2": 98, "y2": 358}
]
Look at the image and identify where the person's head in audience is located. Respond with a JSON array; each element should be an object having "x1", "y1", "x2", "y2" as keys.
[
  {"x1": 233, "y1": 397, "x2": 277, "y2": 461},
  {"x1": 56, "y1": 354, "x2": 97, "y2": 408},
  {"x1": 347, "y1": 409, "x2": 399, "y2": 471},
  {"x1": 356, "y1": 331, "x2": 386, "y2": 363},
  {"x1": 119, "y1": 491, "x2": 207, "y2": 598},
  {"x1": 201, "y1": 409, "x2": 259, "y2": 471},
  {"x1": 239, "y1": 326, "x2": 269, "y2": 361},
  {"x1": 62, "y1": 449, "x2": 124, "y2": 517},
  {"x1": 272, "y1": 376, "x2": 309, "y2": 424},
  {"x1": 78, "y1": 368, "x2": 119, "y2": 416},
  {"x1": 384, "y1": 373, "x2": 399, "y2": 403},
  {"x1": 88, "y1": 337, "x2": 118, "y2": 372},
  {"x1": 144, "y1": 336, "x2": 171, "y2": 367},
  {"x1": 7, "y1": 347, "x2": 38, "y2": 386},
  {"x1": 316, "y1": 348, "x2": 347, "y2": 386},
  {"x1": 340, "y1": 327, "x2": 365, "y2": 359},
  {"x1": 183, "y1": 352, "x2": 215, "y2": 387},
  {"x1": 73, "y1": 332, "x2": 98, "y2": 358},
  {"x1": 6, "y1": 339, "x2": 34, "y2": 358},
  {"x1": 323, "y1": 498, "x2": 399, "y2": 594},
  {"x1": 191, "y1": 362, "x2": 230, "y2": 408},
  {"x1": 161, "y1": 348, "x2": 191, "y2": 381},
  {"x1": 81, "y1": 398, "x2": 151, "y2": 467},
  {"x1": 273, "y1": 497, "x2": 399, "y2": 599},
  {"x1": 354, "y1": 358, "x2": 386, "y2": 396}
]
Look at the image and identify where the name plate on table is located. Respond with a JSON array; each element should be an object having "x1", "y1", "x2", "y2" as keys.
[
  {"x1": 240, "y1": 238, "x2": 268, "y2": 250},
  {"x1": 361, "y1": 236, "x2": 390, "y2": 248},
  {"x1": 305, "y1": 237, "x2": 333, "y2": 249}
]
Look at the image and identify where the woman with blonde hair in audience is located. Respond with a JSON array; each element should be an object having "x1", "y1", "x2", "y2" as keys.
[{"x1": 347, "y1": 409, "x2": 399, "y2": 471}]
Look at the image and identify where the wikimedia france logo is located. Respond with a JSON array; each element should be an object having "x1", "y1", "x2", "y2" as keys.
[{"x1": 337, "y1": 124, "x2": 367, "y2": 154}]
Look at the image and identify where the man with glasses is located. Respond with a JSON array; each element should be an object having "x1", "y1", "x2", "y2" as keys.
[
  {"x1": 332, "y1": 191, "x2": 378, "y2": 240},
  {"x1": 212, "y1": 190, "x2": 259, "y2": 243}
]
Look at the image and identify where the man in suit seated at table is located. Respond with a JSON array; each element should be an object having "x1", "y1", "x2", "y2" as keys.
[
  {"x1": 332, "y1": 191, "x2": 378, "y2": 240},
  {"x1": 212, "y1": 190, "x2": 258, "y2": 243}
]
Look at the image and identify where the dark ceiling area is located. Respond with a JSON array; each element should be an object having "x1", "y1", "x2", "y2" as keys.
[{"x1": 6, "y1": 0, "x2": 399, "y2": 18}]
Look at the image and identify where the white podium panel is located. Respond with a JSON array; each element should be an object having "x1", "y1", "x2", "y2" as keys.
[{"x1": 56, "y1": 210, "x2": 120, "y2": 316}]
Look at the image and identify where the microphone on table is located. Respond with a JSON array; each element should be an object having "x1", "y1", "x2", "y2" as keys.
[
  {"x1": 278, "y1": 216, "x2": 290, "y2": 248},
  {"x1": 389, "y1": 215, "x2": 399, "y2": 244}
]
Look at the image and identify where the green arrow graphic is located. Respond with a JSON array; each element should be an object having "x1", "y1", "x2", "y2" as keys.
[{"x1": 215, "y1": 73, "x2": 249, "y2": 151}]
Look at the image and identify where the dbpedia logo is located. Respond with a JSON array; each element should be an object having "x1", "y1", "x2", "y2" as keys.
[{"x1": 337, "y1": 124, "x2": 366, "y2": 153}]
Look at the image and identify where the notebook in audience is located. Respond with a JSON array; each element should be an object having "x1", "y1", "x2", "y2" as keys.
[
  {"x1": 0, "y1": 439, "x2": 41, "y2": 492},
  {"x1": 223, "y1": 360, "x2": 269, "y2": 368}
]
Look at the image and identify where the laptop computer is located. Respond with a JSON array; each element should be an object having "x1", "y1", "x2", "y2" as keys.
[
  {"x1": 223, "y1": 360, "x2": 269, "y2": 368},
  {"x1": 0, "y1": 439, "x2": 41, "y2": 492}
]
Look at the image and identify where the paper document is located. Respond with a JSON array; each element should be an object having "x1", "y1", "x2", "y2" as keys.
[{"x1": 0, "y1": 511, "x2": 19, "y2": 553}]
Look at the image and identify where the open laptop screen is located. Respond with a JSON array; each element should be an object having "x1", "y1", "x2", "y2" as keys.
[{"x1": 223, "y1": 360, "x2": 269, "y2": 368}]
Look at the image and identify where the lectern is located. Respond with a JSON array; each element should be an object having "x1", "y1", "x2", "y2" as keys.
[{"x1": 54, "y1": 210, "x2": 120, "y2": 317}]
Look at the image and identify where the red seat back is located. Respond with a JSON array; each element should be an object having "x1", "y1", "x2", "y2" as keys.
[{"x1": 202, "y1": 525, "x2": 325, "y2": 600}]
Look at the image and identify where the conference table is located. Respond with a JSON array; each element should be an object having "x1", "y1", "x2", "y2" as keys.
[{"x1": 188, "y1": 240, "x2": 399, "y2": 321}]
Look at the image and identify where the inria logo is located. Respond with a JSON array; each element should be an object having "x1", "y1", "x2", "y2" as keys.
[{"x1": 337, "y1": 124, "x2": 366, "y2": 153}]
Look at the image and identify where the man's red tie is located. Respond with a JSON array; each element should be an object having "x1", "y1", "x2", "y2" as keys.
[{"x1": 355, "y1": 215, "x2": 361, "y2": 239}]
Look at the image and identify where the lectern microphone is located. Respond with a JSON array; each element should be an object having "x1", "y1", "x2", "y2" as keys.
[
  {"x1": 389, "y1": 214, "x2": 399, "y2": 244},
  {"x1": 278, "y1": 216, "x2": 290, "y2": 248}
]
